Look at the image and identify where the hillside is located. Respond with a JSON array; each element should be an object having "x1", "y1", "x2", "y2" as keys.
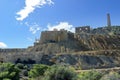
[{"x1": 0, "y1": 26, "x2": 120, "y2": 70}]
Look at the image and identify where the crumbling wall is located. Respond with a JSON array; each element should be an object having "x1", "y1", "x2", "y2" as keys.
[
  {"x1": 0, "y1": 48, "x2": 26, "y2": 53},
  {"x1": 0, "y1": 48, "x2": 26, "y2": 63},
  {"x1": 75, "y1": 26, "x2": 90, "y2": 33},
  {"x1": 40, "y1": 30, "x2": 68, "y2": 43}
]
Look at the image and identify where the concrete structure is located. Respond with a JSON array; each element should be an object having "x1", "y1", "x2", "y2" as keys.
[{"x1": 107, "y1": 13, "x2": 111, "y2": 27}]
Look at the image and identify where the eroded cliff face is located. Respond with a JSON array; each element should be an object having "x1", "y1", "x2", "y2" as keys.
[
  {"x1": 76, "y1": 34, "x2": 120, "y2": 50},
  {"x1": 53, "y1": 50, "x2": 120, "y2": 69},
  {"x1": 1, "y1": 50, "x2": 120, "y2": 69}
]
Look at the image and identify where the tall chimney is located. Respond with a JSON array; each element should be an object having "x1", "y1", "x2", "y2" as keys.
[{"x1": 107, "y1": 13, "x2": 111, "y2": 27}]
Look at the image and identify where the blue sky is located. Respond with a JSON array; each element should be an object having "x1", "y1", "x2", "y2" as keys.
[{"x1": 0, "y1": 0, "x2": 120, "y2": 48}]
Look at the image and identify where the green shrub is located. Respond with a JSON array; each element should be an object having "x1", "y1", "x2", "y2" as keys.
[
  {"x1": 9, "y1": 72, "x2": 16, "y2": 79},
  {"x1": 3, "y1": 78, "x2": 11, "y2": 80},
  {"x1": 0, "y1": 63, "x2": 20, "y2": 80},
  {"x1": 28, "y1": 64, "x2": 49, "y2": 78},
  {"x1": 100, "y1": 71, "x2": 120, "y2": 80},
  {"x1": 0, "y1": 63, "x2": 13, "y2": 72},
  {"x1": 43, "y1": 64, "x2": 78, "y2": 80},
  {"x1": 0, "y1": 71, "x2": 9, "y2": 78},
  {"x1": 78, "y1": 70, "x2": 103, "y2": 80},
  {"x1": 16, "y1": 63, "x2": 24, "y2": 69}
]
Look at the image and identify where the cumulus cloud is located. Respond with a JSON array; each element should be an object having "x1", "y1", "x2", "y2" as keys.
[
  {"x1": 47, "y1": 22, "x2": 75, "y2": 33},
  {"x1": 0, "y1": 42, "x2": 7, "y2": 48},
  {"x1": 16, "y1": 0, "x2": 54, "y2": 21}
]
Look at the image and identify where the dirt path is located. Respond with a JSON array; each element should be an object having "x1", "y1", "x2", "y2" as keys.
[
  {"x1": 76, "y1": 67, "x2": 120, "y2": 73},
  {"x1": 56, "y1": 49, "x2": 120, "y2": 56}
]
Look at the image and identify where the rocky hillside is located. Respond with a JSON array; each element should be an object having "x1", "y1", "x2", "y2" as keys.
[
  {"x1": 1, "y1": 49, "x2": 120, "y2": 69},
  {"x1": 22, "y1": 34, "x2": 120, "y2": 69},
  {"x1": 75, "y1": 34, "x2": 120, "y2": 50},
  {"x1": 0, "y1": 31, "x2": 120, "y2": 70},
  {"x1": 27, "y1": 34, "x2": 120, "y2": 54}
]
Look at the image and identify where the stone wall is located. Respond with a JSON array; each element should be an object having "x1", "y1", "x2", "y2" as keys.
[
  {"x1": 40, "y1": 30, "x2": 68, "y2": 43},
  {"x1": 0, "y1": 48, "x2": 26, "y2": 53},
  {"x1": 75, "y1": 26, "x2": 90, "y2": 33}
]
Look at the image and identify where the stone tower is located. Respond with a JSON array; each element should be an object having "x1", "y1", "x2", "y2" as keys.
[{"x1": 107, "y1": 13, "x2": 111, "y2": 27}]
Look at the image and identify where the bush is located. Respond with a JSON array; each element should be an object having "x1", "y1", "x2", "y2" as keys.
[
  {"x1": 100, "y1": 71, "x2": 120, "y2": 80},
  {"x1": 0, "y1": 71, "x2": 9, "y2": 78},
  {"x1": 78, "y1": 70, "x2": 103, "y2": 80},
  {"x1": 0, "y1": 63, "x2": 20, "y2": 80},
  {"x1": 43, "y1": 64, "x2": 78, "y2": 80},
  {"x1": 3, "y1": 78, "x2": 11, "y2": 80},
  {"x1": 28, "y1": 64, "x2": 49, "y2": 78},
  {"x1": 16, "y1": 63, "x2": 24, "y2": 69}
]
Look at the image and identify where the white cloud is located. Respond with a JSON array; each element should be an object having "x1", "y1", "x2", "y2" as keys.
[
  {"x1": 24, "y1": 22, "x2": 42, "y2": 34},
  {"x1": 47, "y1": 0, "x2": 54, "y2": 5},
  {"x1": 47, "y1": 22, "x2": 75, "y2": 33},
  {"x1": 27, "y1": 37, "x2": 33, "y2": 41},
  {"x1": 16, "y1": 0, "x2": 54, "y2": 21},
  {"x1": 0, "y1": 42, "x2": 7, "y2": 48},
  {"x1": 29, "y1": 23, "x2": 41, "y2": 34}
]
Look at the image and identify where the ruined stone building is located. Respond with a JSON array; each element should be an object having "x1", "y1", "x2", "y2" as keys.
[
  {"x1": 75, "y1": 26, "x2": 90, "y2": 33},
  {"x1": 40, "y1": 29, "x2": 68, "y2": 43}
]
